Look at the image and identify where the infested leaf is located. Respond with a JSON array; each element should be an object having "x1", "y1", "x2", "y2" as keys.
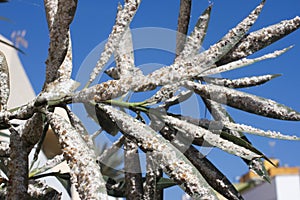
[
  {"x1": 0, "y1": 51, "x2": 9, "y2": 111},
  {"x1": 86, "y1": 0, "x2": 141, "y2": 87},
  {"x1": 223, "y1": 121, "x2": 300, "y2": 140},
  {"x1": 47, "y1": 112, "x2": 108, "y2": 199},
  {"x1": 217, "y1": 16, "x2": 300, "y2": 66},
  {"x1": 97, "y1": 104, "x2": 218, "y2": 199},
  {"x1": 95, "y1": 103, "x2": 119, "y2": 136},
  {"x1": 155, "y1": 119, "x2": 244, "y2": 200},
  {"x1": 184, "y1": 81, "x2": 300, "y2": 121},
  {"x1": 200, "y1": 99, "x2": 271, "y2": 182},
  {"x1": 40, "y1": 79, "x2": 80, "y2": 101},
  {"x1": 249, "y1": 158, "x2": 271, "y2": 183},
  {"x1": 201, "y1": 47, "x2": 291, "y2": 76},
  {"x1": 176, "y1": 5, "x2": 211, "y2": 62},
  {"x1": 187, "y1": 0, "x2": 265, "y2": 69},
  {"x1": 200, "y1": 74, "x2": 281, "y2": 88},
  {"x1": 161, "y1": 114, "x2": 261, "y2": 160}
]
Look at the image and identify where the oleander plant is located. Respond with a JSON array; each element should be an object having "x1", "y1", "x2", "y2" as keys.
[{"x1": 0, "y1": 0, "x2": 300, "y2": 199}]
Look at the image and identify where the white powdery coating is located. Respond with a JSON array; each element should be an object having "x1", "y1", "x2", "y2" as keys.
[
  {"x1": 28, "y1": 180, "x2": 61, "y2": 199},
  {"x1": 57, "y1": 31, "x2": 73, "y2": 81},
  {"x1": 45, "y1": 0, "x2": 76, "y2": 84},
  {"x1": 65, "y1": 108, "x2": 94, "y2": 149},
  {"x1": 162, "y1": 115, "x2": 259, "y2": 160},
  {"x1": 0, "y1": 142, "x2": 9, "y2": 157},
  {"x1": 47, "y1": 113, "x2": 108, "y2": 199},
  {"x1": 176, "y1": 6, "x2": 211, "y2": 62},
  {"x1": 147, "y1": 82, "x2": 180, "y2": 104},
  {"x1": 139, "y1": 2, "x2": 265, "y2": 90},
  {"x1": 219, "y1": 16, "x2": 300, "y2": 64},
  {"x1": 44, "y1": 0, "x2": 58, "y2": 29},
  {"x1": 114, "y1": 28, "x2": 142, "y2": 79},
  {"x1": 224, "y1": 121, "x2": 300, "y2": 140},
  {"x1": 41, "y1": 154, "x2": 64, "y2": 171},
  {"x1": 0, "y1": 51, "x2": 9, "y2": 111},
  {"x1": 101, "y1": 105, "x2": 216, "y2": 199},
  {"x1": 203, "y1": 74, "x2": 279, "y2": 88},
  {"x1": 184, "y1": 81, "x2": 300, "y2": 121},
  {"x1": 88, "y1": 0, "x2": 141, "y2": 85},
  {"x1": 201, "y1": 46, "x2": 291, "y2": 76},
  {"x1": 187, "y1": 0, "x2": 265, "y2": 69},
  {"x1": 41, "y1": 79, "x2": 79, "y2": 101}
]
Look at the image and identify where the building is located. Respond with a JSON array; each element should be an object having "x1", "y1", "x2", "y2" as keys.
[{"x1": 238, "y1": 158, "x2": 300, "y2": 200}]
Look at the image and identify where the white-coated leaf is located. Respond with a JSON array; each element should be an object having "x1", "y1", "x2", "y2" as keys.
[
  {"x1": 223, "y1": 121, "x2": 300, "y2": 140},
  {"x1": 201, "y1": 46, "x2": 291, "y2": 76},
  {"x1": 98, "y1": 104, "x2": 218, "y2": 199},
  {"x1": 0, "y1": 51, "x2": 9, "y2": 111},
  {"x1": 86, "y1": 0, "x2": 141, "y2": 87},
  {"x1": 161, "y1": 114, "x2": 261, "y2": 160},
  {"x1": 184, "y1": 81, "x2": 300, "y2": 121},
  {"x1": 40, "y1": 79, "x2": 80, "y2": 101},
  {"x1": 176, "y1": 5, "x2": 211, "y2": 62},
  {"x1": 201, "y1": 74, "x2": 281, "y2": 88},
  {"x1": 47, "y1": 112, "x2": 108, "y2": 199},
  {"x1": 218, "y1": 16, "x2": 300, "y2": 65}
]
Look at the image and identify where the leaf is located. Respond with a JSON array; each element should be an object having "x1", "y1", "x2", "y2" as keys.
[
  {"x1": 187, "y1": 0, "x2": 265, "y2": 69},
  {"x1": 217, "y1": 16, "x2": 300, "y2": 66},
  {"x1": 161, "y1": 114, "x2": 261, "y2": 160},
  {"x1": 184, "y1": 146, "x2": 244, "y2": 200},
  {"x1": 156, "y1": 177, "x2": 177, "y2": 190},
  {"x1": 222, "y1": 121, "x2": 300, "y2": 140},
  {"x1": 97, "y1": 104, "x2": 218, "y2": 199},
  {"x1": 200, "y1": 74, "x2": 281, "y2": 88},
  {"x1": 40, "y1": 79, "x2": 80, "y2": 101},
  {"x1": 86, "y1": 0, "x2": 141, "y2": 87},
  {"x1": 175, "y1": 0, "x2": 192, "y2": 56},
  {"x1": 176, "y1": 5, "x2": 211, "y2": 62},
  {"x1": 201, "y1": 46, "x2": 291, "y2": 76},
  {"x1": 156, "y1": 119, "x2": 244, "y2": 200},
  {"x1": 0, "y1": 51, "x2": 9, "y2": 111},
  {"x1": 44, "y1": 0, "x2": 77, "y2": 84},
  {"x1": 193, "y1": 98, "x2": 271, "y2": 182},
  {"x1": 94, "y1": 103, "x2": 119, "y2": 136},
  {"x1": 184, "y1": 81, "x2": 300, "y2": 121},
  {"x1": 47, "y1": 112, "x2": 108, "y2": 199}
]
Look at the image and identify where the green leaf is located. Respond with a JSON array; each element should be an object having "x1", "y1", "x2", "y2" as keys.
[
  {"x1": 95, "y1": 103, "x2": 119, "y2": 136},
  {"x1": 156, "y1": 177, "x2": 177, "y2": 190}
]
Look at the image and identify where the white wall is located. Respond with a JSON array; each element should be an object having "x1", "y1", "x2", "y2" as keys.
[
  {"x1": 276, "y1": 175, "x2": 300, "y2": 200},
  {"x1": 242, "y1": 174, "x2": 300, "y2": 200}
]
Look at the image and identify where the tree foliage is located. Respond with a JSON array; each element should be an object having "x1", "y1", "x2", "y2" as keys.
[{"x1": 0, "y1": 0, "x2": 300, "y2": 199}]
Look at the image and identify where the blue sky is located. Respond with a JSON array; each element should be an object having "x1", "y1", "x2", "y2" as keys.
[{"x1": 1, "y1": 0, "x2": 300, "y2": 199}]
